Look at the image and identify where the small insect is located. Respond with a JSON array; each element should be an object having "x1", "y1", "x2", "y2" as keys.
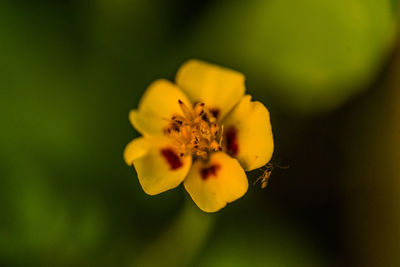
[
  {"x1": 254, "y1": 162, "x2": 289, "y2": 189},
  {"x1": 254, "y1": 162, "x2": 274, "y2": 189}
]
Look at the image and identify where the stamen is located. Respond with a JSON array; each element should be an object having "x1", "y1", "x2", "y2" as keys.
[
  {"x1": 194, "y1": 102, "x2": 205, "y2": 116},
  {"x1": 178, "y1": 99, "x2": 192, "y2": 120},
  {"x1": 164, "y1": 101, "x2": 224, "y2": 160},
  {"x1": 209, "y1": 108, "x2": 220, "y2": 119}
]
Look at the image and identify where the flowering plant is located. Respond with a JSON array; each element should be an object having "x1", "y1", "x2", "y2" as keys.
[{"x1": 124, "y1": 60, "x2": 273, "y2": 212}]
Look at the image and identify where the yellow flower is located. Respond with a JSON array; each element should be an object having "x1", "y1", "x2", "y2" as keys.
[{"x1": 124, "y1": 60, "x2": 274, "y2": 212}]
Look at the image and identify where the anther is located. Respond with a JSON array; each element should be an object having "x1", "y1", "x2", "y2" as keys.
[
  {"x1": 164, "y1": 100, "x2": 225, "y2": 160},
  {"x1": 178, "y1": 99, "x2": 192, "y2": 120}
]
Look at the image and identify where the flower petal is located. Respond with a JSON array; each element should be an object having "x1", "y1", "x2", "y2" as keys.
[
  {"x1": 129, "y1": 110, "x2": 166, "y2": 137},
  {"x1": 125, "y1": 137, "x2": 192, "y2": 195},
  {"x1": 123, "y1": 137, "x2": 151, "y2": 165},
  {"x1": 184, "y1": 152, "x2": 248, "y2": 213},
  {"x1": 175, "y1": 59, "x2": 245, "y2": 120},
  {"x1": 222, "y1": 95, "x2": 274, "y2": 171},
  {"x1": 130, "y1": 79, "x2": 192, "y2": 136}
]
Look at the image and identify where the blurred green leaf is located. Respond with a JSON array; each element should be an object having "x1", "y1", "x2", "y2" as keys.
[
  {"x1": 197, "y1": 219, "x2": 325, "y2": 267},
  {"x1": 189, "y1": 0, "x2": 397, "y2": 113}
]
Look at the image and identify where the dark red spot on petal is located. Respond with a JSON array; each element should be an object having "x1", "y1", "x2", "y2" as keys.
[
  {"x1": 161, "y1": 148, "x2": 183, "y2": 170},
  {"x1": 226, "y1": 126, "x2": 239, "y2": 157},
  {"x1": 201, "y1": 164, "x2": 221, "y2": 180},
  {"x1": 210, "y1": 108, "x2": 220, "y2": 119}
]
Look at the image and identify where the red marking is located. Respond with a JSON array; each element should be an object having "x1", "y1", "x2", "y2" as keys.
[
  {"x1": 161, "y1": 148, "x2": 183, "y2": 170},
  {"x1": 209, "y1": 108, "x2": 220, "y2": 119},
  {"x1": 201, "y1": 164, "x2": 221, "y2": 180},
  {"x1": 226, "y1": 126, "x2": 239, "y2": 156}
]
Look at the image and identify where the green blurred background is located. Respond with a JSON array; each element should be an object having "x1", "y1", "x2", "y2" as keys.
[{"x1": 1, "y1": 0, "x2": 399, "y2": 266}]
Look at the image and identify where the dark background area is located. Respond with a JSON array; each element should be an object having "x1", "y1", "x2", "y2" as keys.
[{"x1": 1, "y1": 0, "x2": 399, "y2": 266}]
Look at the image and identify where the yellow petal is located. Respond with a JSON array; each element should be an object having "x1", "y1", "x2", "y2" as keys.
[
  {"x1": 184, "y1": 152, "x2": 248, "y2": 213},
  {"x1": 131, "y1": 79, "x2": 192, "y2": 136},
  {"x1": 222, "y1": 95, "x2": 274, "y2": 171},
  {"x1": 127, "y1": 137, "x2": 192, "y2": 195},
  {"x1": 175, "y1": 59, "x2": 245, "y2": 120},
  {"x1": 123, "y1": 137, "x2": 151, "y2": 165},
  {"x1": 129, "y1": 110, "x2": 166, "y2": 137}
]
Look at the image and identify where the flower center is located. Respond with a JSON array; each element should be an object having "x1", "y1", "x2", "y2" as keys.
[{"x1": 164, "y1": 100, "x2": 223, "y2": 160}]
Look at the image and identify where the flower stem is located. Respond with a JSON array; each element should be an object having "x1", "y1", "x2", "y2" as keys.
[{"x1": 133, "y1": 197, "x2": 216, "y2": 267}]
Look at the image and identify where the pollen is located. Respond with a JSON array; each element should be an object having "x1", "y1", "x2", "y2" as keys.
[{"x1": 164, "y1": 100, "x2": 223, "y2": 160}]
